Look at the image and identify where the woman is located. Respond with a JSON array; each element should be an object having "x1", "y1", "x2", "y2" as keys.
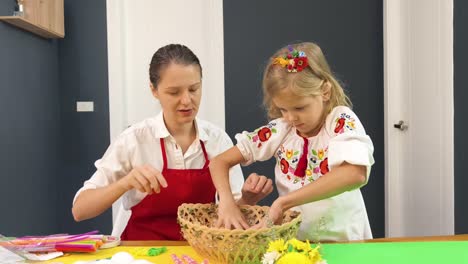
[{"x1": 72, "y1": 44, "x2": 273, "y2": 240}]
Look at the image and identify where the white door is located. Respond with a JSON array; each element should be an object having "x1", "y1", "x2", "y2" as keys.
[
  {"x1": 106, "y1": 0, "x2": 225, "y2": 237},
  {"x1": 384, "y1": 0, "x2": 454, "y2": 237}
]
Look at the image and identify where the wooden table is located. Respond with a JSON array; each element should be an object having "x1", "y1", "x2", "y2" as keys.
[
  {"x1": 121, "y1": 234, "x2": 468, "y2": 246},
  {"x1": 42, "y1": 234, "x2": 468, "y2": 263}
]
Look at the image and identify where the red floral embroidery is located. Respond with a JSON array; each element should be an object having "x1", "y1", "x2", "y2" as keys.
[
  {"x1": 280, "y1": 158, "x2": 289, "y2": 174},
  {"x1": 334, "y1": 117, "x2": 345, "y2": 133},
  {"x1": 320, "y1": 158, "x2": 329, "y2": 175},
  {"x1": 258, "y1": 127, "x2": 272, "y2": 142},
  {"x1": 248, "y1": 122, "x2": 277, "y2": 148},
  {"x1": 334, "y1": 113, "x2": 356, "y2": 134}
]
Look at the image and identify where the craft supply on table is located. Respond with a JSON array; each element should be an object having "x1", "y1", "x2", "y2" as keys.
[
  {"x1": 100, "y1": 235, "x2": 121, "y2": 249},
  {"x1": 0, "y1": 245, "x2": 25, "y2": 263},
  {"x1": 41, "y1": 246, "x2": 206, "y2": 264},
  {"x1": 0, "y1": 231, "x2": 120, "y2": 261}
]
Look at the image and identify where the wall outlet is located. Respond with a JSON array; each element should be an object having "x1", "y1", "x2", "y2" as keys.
[{"x1": 76, "y1": 101, "x2": 94, "y2": 112}]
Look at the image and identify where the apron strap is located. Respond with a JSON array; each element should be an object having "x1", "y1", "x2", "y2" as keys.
[
  {"x1": 160, "y1": 138, "x2": 168, "y2": 171},
  {"x1": 200, "y1": 140, "x2": 210, "y2": 169}
]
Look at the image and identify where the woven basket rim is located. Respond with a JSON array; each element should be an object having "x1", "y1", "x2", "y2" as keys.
[
  {"x1": 177, "y1": 203, "x2": 302, "y2": 263},
  {"x1": 177, "y1": 203, "x2": 302, "y2": 233}
]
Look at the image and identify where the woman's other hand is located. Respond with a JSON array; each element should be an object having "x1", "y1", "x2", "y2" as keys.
[{"x1": 239, "y1": 173, "x2": 273, "y2": 205}]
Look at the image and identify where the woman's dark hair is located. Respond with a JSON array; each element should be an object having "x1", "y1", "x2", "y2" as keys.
[{"x1": 149, "y1": 44, "x2": 202, "y2": 87}]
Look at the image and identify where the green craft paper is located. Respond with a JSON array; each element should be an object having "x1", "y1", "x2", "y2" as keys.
[{"x1": 321, "y1": 241, "x2": 468, "y2": 264}]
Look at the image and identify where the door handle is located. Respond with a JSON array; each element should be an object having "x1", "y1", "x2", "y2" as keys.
[{"x1": 393, "y1": 120, "x2": 408, "y2": 131}]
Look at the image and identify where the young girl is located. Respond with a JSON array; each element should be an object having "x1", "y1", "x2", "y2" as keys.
[
  {"x1": 72, "y1": 44, "x2": 273, "y2": 240},
  {"x1": 210, "y1": 42, "x2": 374, "y2": 241}
]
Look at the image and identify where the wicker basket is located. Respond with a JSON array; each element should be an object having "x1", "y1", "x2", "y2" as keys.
[{"x1": 177, "y1": 203, "x2": 302, "y2": 264}]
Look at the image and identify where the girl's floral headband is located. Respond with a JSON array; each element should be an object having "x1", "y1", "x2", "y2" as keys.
[{"x1": 273, "y1": 45, "x2": 309, "y2": 73}]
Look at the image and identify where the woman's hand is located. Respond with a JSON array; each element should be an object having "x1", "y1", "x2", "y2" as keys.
[
  {"x1": 118, "y1": 164, "x2": 168, "y2": 194},
  {"x1": 215, "y1": 200, "x2": 250, "y2": 230},
  {"x1": 73, "y1": 164, "x2": 167, "y2": 222},
  {"x1": 239, "y1": 173, "x2": 273, "y2": 205}
]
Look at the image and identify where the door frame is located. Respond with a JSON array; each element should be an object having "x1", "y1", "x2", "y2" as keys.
[
  {"x1": 384, "y1": 0, "x2": 454, "y2": 237},
  {"x1": 105, "y1": 0, "x2": 226, "y2": 236}
]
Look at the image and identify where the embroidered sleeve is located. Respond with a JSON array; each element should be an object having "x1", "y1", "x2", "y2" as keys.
[
  {"x1": 326, "y1": 106, "x2": 375, "y2": 182},
  {"x1": 235, "y1": 118, "x2": 291, "y2": 166}
]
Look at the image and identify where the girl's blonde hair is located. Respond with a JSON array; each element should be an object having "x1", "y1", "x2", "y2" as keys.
[{"x1": 262, "y1": 42, "x2": 351, "y2": 119}]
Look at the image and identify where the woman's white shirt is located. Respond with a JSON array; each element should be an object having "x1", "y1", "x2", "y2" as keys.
[{"x1": 73, "y1": 112, "x2": 244, "y2": 210}]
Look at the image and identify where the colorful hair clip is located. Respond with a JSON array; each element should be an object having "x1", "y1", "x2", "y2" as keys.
[{"x1": 273, "y1": 45, "x2": 309, "y2": 72}]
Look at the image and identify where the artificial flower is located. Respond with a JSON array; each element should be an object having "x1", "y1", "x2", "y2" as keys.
[
  {"x1": 287, "y1": 238, "x2": 305, "y2": 251},
  {"x1": 308, "y1": 246, "x2": 323, "y2": 263},
  {"x1": 277, "y1": 252, "x2": 310, "y2": 264},
  {"x1": 273, "y1": 57, "x2": 289, "y2": 67},
  {"x1": 262, "y1": 239, "x2": 326, "y2": 264},
  {"x1": 267, "y1": 239, "x2": 286, "y2": 253},
  {"x1": 273, "y1": 48, "x2": 309, "y2": 72},
  {"x1": 262, "y1": 251, "x2": 281, "y2": 264}
]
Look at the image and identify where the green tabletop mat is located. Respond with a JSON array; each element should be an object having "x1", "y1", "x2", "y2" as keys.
[{"x1": 321, "y1": 241, "x2": 468, "y2": 263}]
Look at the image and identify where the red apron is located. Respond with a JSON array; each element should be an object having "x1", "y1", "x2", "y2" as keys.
[{"x1": 121, "y1": 138, "x2": 216, "y2": 240}]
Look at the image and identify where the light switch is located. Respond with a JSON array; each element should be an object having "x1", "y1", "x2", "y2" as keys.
[{"x1": 76, "y1": 101, "x2": 94, "y2": 112}]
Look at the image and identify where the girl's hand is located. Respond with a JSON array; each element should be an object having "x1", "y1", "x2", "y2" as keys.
[
  {"x1": 250, "y1": 199, "x2": 284, "y2": 229},
  {"x1": 240, "y1": 173, "x2": 274, "y2": 205},
  {"x1": 118, "y1": 164, "x2": 168, "y2": 194},
  {"x1": 215, "y1": 200, "x2": 250, "y2": 230}
]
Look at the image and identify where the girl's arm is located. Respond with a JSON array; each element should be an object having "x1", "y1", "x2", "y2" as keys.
[
  {"x1": 267, "y1": 162, "x2": 366, "y2": 224},
  {"x1": 209, "y1": 146, "x2": 251, "y2": 229},
  {"x1": 213, "y1": 119, "x2": 289, "y2": 228}
]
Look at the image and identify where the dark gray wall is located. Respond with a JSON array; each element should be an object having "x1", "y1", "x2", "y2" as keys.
[
  {"x1": 454, "y1": 0, "x2": 468, "y2": 234},
  {"x1": 0, "y1": 2, "x2": 60, "y2": 235},
  {"x1": 57, "y1": 0, "x2": 112, "y2": 234},
  {"x1": 223, "y1": 0, "x2": 385, "y2": 238},
  {"x1": 0, "y1": 0, "x2": 111, "y2": 236}
]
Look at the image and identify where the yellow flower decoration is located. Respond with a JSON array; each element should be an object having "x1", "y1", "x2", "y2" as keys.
[
  {"x1": 295, "y1": 239, "x2": 312, "y2": 253},
  {"x1": 308, "y1": 246, "x2": 323, "y2": 263},
  {"x1": 267, "y1": 239, "x2": 286, "y2": 253},
  {"x1": 263, "y1": 239, "x2": 325, "y2": 264},
  {"x1": 306, "y1": 169, "x2": 312, "y2": 176},
  {"x1": 273, "y1": 57, "x2": 289, "y2": 67},
  {"x1": 277, "y1": 252, "x2": 310, "y2": 264},
  {"x1": 287, "y1": 238, "x2": 304, "y2": 250}
]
